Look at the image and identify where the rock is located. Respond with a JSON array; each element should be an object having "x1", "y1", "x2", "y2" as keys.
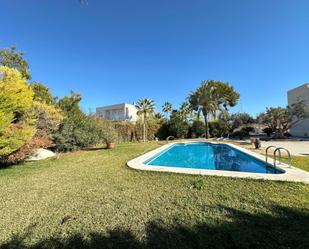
[{"x1": 27, "y1": 148, "x2": 56, "y2": 161}]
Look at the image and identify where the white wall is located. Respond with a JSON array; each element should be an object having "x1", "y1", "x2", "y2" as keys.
[
  {"x1": 290, "y1": 119, "x2": 309, "y2": 137},
  {"x1": 96, "y1": 103, "x2": 138, "y2": 122},
  {"x1": 124, "y1": 104, "x2": 138, "y2": 122},
  {"x1": 287, "y1": 84, "x2": 309, "y2": 137}
]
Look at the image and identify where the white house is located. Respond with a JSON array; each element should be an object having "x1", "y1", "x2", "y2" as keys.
[
  {"x1": 287, "y1": 83, "x2": 309, "y2": 137},
  {"x1": 96, "y1": 103, "x2": 138, "y2": 122}
]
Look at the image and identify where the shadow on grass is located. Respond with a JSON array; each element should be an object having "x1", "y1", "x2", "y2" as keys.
[{"x1": 2, "y1": 205, "x2": 309, "y2": 249}]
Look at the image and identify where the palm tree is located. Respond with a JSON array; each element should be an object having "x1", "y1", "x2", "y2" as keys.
[
  {"x1": 135, "y1": 98, "x2": 155, "y2": 143},
  {"x1": 179, "y1": 101, "x2": 192, "y2": 121},
  {"x1": 162, "y1": 102, "x2": 172, "y2": 117},
  {"x1": 188, "y1": 80, "x2": 239, "y2": 139}
]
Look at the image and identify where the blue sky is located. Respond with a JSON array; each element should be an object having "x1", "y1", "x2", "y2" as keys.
[{"x1": 1, "y1": 0, "x2": 309, "y2": 116}]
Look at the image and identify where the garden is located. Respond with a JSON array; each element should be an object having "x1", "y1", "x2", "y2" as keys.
[
  {"x1": 0, "y1": 142, "x2": 309, "y2": 249},
  {"x1": 1, "y1": 46, "x2": 309, "y2": 248}
]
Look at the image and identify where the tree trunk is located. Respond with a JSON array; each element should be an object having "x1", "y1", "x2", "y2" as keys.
[
  {"x1": 143, "y1": 122, "x2": 146, "y2": 143},
  {"x1": 276, "y1": 129, "x2": 285, "y2": 139},
  {"x1": 204, "y1": 113, "x2": 209, "y2": 139},
  {"x1": 142, "y1": 113, "x2": 146, "y2": 143}
]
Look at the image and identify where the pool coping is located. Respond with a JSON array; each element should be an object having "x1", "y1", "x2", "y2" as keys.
[{"x1": 127, "y1": 141, "x2": 309, "y2": 184}]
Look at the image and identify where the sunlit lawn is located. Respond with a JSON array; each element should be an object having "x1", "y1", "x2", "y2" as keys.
[{"x1": 0, "y1": 142, "x2": 308, "y2": 249}]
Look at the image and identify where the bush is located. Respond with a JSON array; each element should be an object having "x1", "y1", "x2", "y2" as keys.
[
  {"x1": 0, "y1": 66, "x2": 35, "y2": 159},
  {"x1": 263, "y1": 127, "x2": 273, "y2": 137},
  {"x1": 114, "y1": 117, "x2": 164, "y2": 142},
  {"x1": 53, "y1": 93, "x2": 102, "y2": 152},
  {"x1": 53, "y1": 116, "x2": 102, "y2": 152},
  {"x1": 168, "y1": 111, "x2": 189, "y2": 138},
  {"x1": 135, "y1": 118, "x2": 162, "y2": 141},
  {"x1": 209, "y1": 121, "x2": 228, "y2": 137},
  {"x1": 93, "y1": 118, "x2": 118, "y2": 144},
  {"x1": 189, "y1": 120, "x2": 205, "y2": 138},
  {"x1": 233, "y1": 126, "x2": 255, "y2": 139},
  {"x1": 114, "y1": 121, "x2": 136, "y2": 142},
  {"x1": 4, "y1": 133, "x2": 53, "y2": 164},
  {"x1": 156, "y1": 122, "x2": 170, "y2": 140}
]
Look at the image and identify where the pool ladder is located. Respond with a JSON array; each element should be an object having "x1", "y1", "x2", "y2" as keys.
[
  {"x1": 265, "y1": 146, "x2": 291, "y2": 169},
  {"x1": 166, "y1": 136, "x2": 175, "y2": 143}
]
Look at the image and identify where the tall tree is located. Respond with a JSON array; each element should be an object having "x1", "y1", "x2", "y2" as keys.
[
  {"x1": 162, "y1": 102, "x2": 173, "y2": 117},
  {"x1": 0, "y1": 46, "x2": 31, "y2": 80},
  {"x1": 179, "y1": 101, "x2": 192, "y2": 121},
  {"x1": 188, "y1": 80, "x2": 239, "y2": 138},
  {"x1": 135, "y1": 98, "x2": 155, "y2": 143}
]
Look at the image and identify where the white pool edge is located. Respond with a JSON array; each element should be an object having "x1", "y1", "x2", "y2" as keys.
[{"x1": 127, "y1": 141, "x2": 309, "y2": 184}]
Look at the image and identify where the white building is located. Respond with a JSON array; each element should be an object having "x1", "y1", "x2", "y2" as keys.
[
  {"x1": 287, "y1": 83, "x2": 309, "y2": 137},
  {"x1": 96, "y1": 103, "x2": 138, "y2": 122}
]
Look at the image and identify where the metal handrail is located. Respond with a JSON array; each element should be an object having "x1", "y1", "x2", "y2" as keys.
[
  {"x1": 265, "y1": 146, "x2": 276, "y2": 166},
  {"x1": 166, "y1": 136, "x2": 175, "y2": 143},
  {"x1": 274, "y1": 147, "x2": 291, "y2": 168}
]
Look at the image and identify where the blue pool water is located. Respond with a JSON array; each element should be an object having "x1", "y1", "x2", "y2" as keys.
[{"x1": 145, "y1": 142, "x2": 283, "y2": 174}]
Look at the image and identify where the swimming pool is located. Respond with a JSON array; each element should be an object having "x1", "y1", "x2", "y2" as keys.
[
  {"x1": 144, "y1": 142, "x2": 283, "y2": 174},
  {"x1": 127, "y1": 141, "x2": 309, "y2": 183}
]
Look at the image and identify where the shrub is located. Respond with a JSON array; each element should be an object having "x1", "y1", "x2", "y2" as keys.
[
  {"x1": 137, "y1": 117, "x2": 163, "y2": 141},
  {"x1": 263, "y1": 127, "x2": 273, "y2": 137},
  {"x1": 156, "y1": 122, "x2": 170, "y2": 140},
  {"x1": 0, "y1": 66, "x2": 35, "y2": 158},
  {"x1": 53, "y1": 116, "x2": 100, "y2": 152},
  {"x1": 114, "y1": 121, "x2": 136, "y2": 142},
  {"x1": 209, "y1": 121, "x2": 228, "y2": 137},
  {"x1": 4, "y1": 133, "x2": 53, "y2": 164},
  {"x1": 91, "y1": 117, "x2": 118, "y2": 144},
  {"x1": 114, "y1": 117, "x2": 164, "y2": 142},
  {"x1": 233, "y1": 126, "x2": 255, "y2": 139},
  {"x1": 53, "y1": 96, "x2": 119, "y2": 151},
  {"x1": 53, "y1": 92, "x2": 97, "y2": 151},
  {"x1": 168, "y1": 111, "x2": 189, "y2": 138},
  {"x1": 190, "y1": 120, "x2": 205, "y2": 138},
  {"x1": 6, "y1": 84, "x2": 64, "y2": 163}
]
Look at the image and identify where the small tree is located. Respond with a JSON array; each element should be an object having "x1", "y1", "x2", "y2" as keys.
[
  {"x1": 257, "y1": 102, "x2": 308, "y2": 138},
  {"x1": 0, "y1": 66, "x2": 35, "y2": 158},
  {"x1": 0, "y1": 46, "x2": 31, "y2": 80},
  {"x1": 168, "y1": 110, "x2": 189, "y2": 138}
]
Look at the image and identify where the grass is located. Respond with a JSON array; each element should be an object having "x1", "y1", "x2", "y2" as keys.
[
  {"x1": 281, "y1": 156, "x2": 309, "y2": 172},
  {"x1": 0, "y1": 142, "x2": 309, "y2": 249}
]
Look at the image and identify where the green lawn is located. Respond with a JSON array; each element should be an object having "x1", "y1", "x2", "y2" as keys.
[
  {"x1": 0, "y1": 142, "x2": 309, "y2": 249},
  {"x1": 281, "y1": 155, "x2": 309, "y2": 172}
]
